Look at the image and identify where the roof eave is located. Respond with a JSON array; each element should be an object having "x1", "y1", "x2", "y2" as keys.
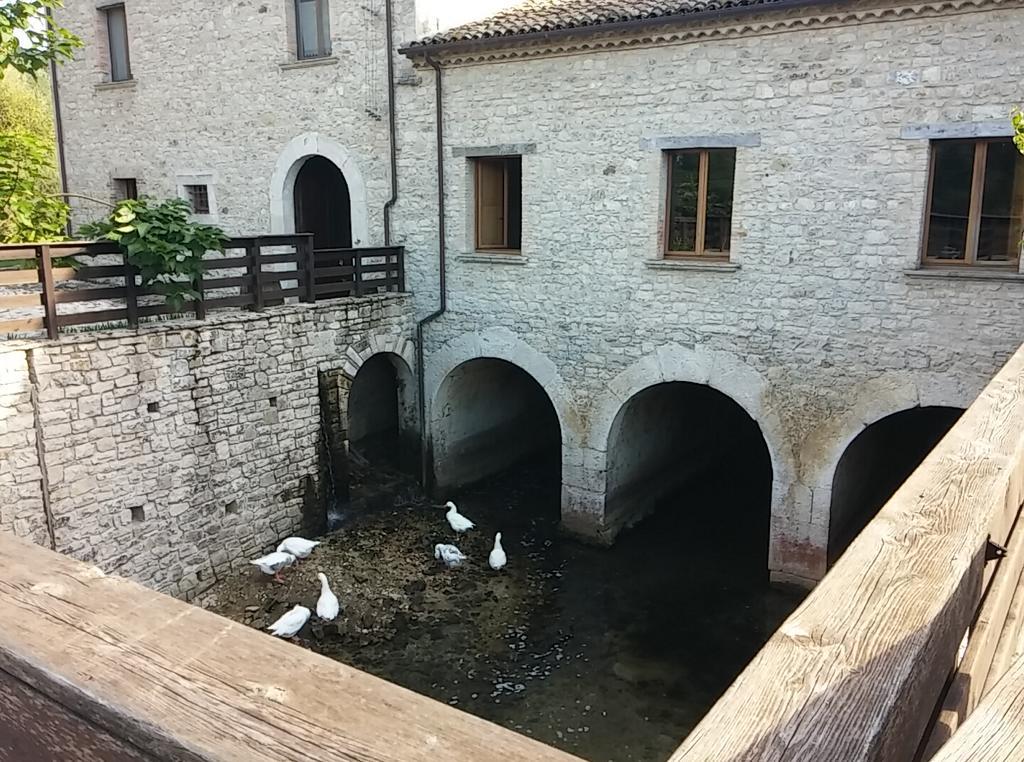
[{"x1": 398, "y1": 0, "x2": 846, "y2": 59}]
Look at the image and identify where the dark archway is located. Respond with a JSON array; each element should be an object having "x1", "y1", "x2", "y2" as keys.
[
  {"x1": 605, "y1": 382, "x2": 773, "y2": 571},
  {"x1": 293, "y1": 156, "x2": 352, "y2": 249},
  {"x1": 347, "y1": 353, "x2": 416, "y2": 472},
  {"x1": 431, "y1": 358, "x2": 561, "y2": 501},
  {"x1": 828, "y1": 405, "x2": 964, "y2": 564}
]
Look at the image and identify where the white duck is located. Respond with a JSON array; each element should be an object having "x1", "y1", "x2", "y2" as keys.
[
  {"x1": 277, "y1": 537, "x2": 320, "y2": 560},
  {"x1": 434, "y1": 543, "x2": 468, "y2": 569},
  {"x1": 489, "y1": 532, "x2": 507, "y2": 571},
  {"x1": 316, "y1": 572, "x2": 340, "y2": 621},
  {"x1": 445, "y1": 502, "x2": 475, "y2": 533},
  {"x1": 250, "y1": 551, "x2": 295, "y2": 583},
  {"x1": 267, "y1": 605, "x2": 310, "y2": 638}
]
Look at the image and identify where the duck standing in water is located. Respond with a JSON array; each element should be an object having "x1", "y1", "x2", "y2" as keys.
[
  {"x1": 250, "y1": 551, "x2": 296, "y2": 583},
  {"x1": 489, "y1": 532, "x2": 507, "y2": 571},
  {"x1": 434, "y1": 543, "x2": 468, "y2": 568},
  {"x1": 445, "y1": 502, "x2": 475, "y2": 533},
  {"x1": 277, "y1": 537, "x2": 320, "y2": 561},
  {"x1": 316, "y1": 572, "x2": 340, "y2": 621},
  {"x1": 267, "y1": 605, "x2": 310, "y2": 638}
]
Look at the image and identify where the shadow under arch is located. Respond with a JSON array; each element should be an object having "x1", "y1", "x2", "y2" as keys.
[
  {"x1": 827, "y1": 404, "x2": 964, "y2": 565},
  {"x1": 347, "y1": 351, "x2": 417, "y2": 473},
  {"x1": 605, "y1": 380, "x2": 774, "y2": 572},
  {"x1": 430, "y1": 357, "x2": 561, "y2": 505}
]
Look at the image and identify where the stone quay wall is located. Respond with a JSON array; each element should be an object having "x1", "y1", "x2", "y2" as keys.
[{"x1": 0, "y1": 295, "x2": 415, "y2": 599}]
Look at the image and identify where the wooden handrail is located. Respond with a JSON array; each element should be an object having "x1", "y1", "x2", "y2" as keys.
[
  {"x1": 671, "y1": 344, "x2": 1024, "y2": 762},
  {"x1": 0, "y1": 532, "x2": 581, "y2": 761}
]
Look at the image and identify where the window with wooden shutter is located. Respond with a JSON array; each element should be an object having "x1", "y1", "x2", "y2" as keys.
[{"x1": 474, "y1": 157, "x2": 522, "y2": 252}]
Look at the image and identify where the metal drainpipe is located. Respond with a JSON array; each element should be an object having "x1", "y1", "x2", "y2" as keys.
[
  {"x1": 47, "y1": 9, "x2": 71, "y2": 237},
  {"x1": 382, "y1": 0, "x2": 398, "y2": 246},
  {"x1": 416, "y1": 54, "x2": 447, "y2": 489}
]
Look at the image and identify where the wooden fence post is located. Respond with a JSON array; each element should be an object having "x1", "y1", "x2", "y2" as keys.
[
  {"x1": 353, "y1": 251, "x2": 363, "y2": 297},
  {"x1": 396, "y1": 247, "x2": 405, "y2": 292},
  {"x1": 123, "y1": 260, "x2": 139, "y2": 329},
  {"x1": 37, "y1": 245, "x2": 59, "y2": 340},
  {"x1": 248, "y1": 241, "x2": 264, "y2": 311},
  {"x1": 302, "y1": 235, "x2": 316, "y2": 303},
  {"x1": 193, "y1": 263, "x2": 206, "y2": 321}
]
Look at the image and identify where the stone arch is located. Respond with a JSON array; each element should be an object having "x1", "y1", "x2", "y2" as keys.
[
  {"x1": 425, "y1": 328, "x2": 577, "y2": 451},
  {"x1": 346, "y1": 349, "x2": 418, "y2": 472},
  {"x1": 426, "y1": 329, "x2": 575, "y2": 496},
  {"x1": 585, "y1": 343, "x2": 791, "y2": 499},
  {"x1": 270, "y1": 132, "x2": 370, "y2": 247},
  {"x1": 803, "y1": 374, "x2": 973, "y2": 500}
]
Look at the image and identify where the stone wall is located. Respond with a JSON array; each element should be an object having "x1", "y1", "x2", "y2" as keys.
[
  {"x1": 392, "y1": 2, "x2": 1024, "y2": 582},
  {"x1": 0, "y1": 295, "x2": 415, "y2": 599}
]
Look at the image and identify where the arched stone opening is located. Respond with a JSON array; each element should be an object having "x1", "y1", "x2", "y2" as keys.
[
  {"x1": 606, "y1": 382, "x2": 773, "y2": 571},
  {"x1": 431, "y1": 358, "x2": 561, "y2": 503},
  {"x1": 293, "y1": 156, "x2": 352, "y2": 249},
  {"x1": 827, "y1": 405, "x2": 964, "y2": 564},
  {"x1": 347, "y1": 352, "x2": 417, "y2": 472}
]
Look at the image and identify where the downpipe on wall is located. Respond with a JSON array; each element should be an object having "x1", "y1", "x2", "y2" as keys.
[
  {"x1": 382, "y1": 0, "x2": 398, "y2": 246},
  {"x1": 416, "y1": 54, "x2": 447, "y2": 489}
]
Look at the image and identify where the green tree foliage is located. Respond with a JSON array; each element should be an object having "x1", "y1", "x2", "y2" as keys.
[
  {"x1": 0, "y1": 131, "x2": 67, "y2": 242},
  {"x1": 1013, "y1": 108, "x2": 1024, "y2": 156},
  {"x1": 0, "y1": 67, "x2": 66, "y2": 243},
  {"x1": 1, "y1": 0, "x2": 81, "y2": 78},
  {"x1": 80, "y1": 199, "x2": 228, "y2": 311}
]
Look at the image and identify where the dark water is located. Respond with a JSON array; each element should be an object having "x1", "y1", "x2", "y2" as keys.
[{"x1": 335, "y1": 455, "x2": 806, "y2": 761}]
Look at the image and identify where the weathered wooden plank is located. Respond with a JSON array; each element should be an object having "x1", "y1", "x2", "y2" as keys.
[
  {"x1": 984, "y1": 563, "x2": 1024, "y2": 694},
  {"x1": 0, "y1": 269, "x2": 41, "y2": 285},
  {"x1": 929, "y1": 654, "x2": 1024, "y2": 761},
  {"x1": 0, "y1": 669, "x2": 155, "y2": 761},
  {"x1": 921, "y1": 505, "x2": 1024, "y2": 758},
  {"x1": 671, "y1": 345, "x2": 1024, "y2": 762},
  {"x1": 0, "y1": 292, "x2": 42, "y2": 308},
  {"x1": 53, "y1": 287, "x2": 126, "y2": 304},
  {"x1": 0, "y1": 317, "x2": 45, "y2": 334},
  {"x1": 56, "y1": 309, "x2": 128, "y2": 327},
  {"x1": 0, "y1": 533, "x2": 580, "y2": 762}
]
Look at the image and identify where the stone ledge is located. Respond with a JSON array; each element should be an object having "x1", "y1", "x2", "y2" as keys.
[
  {"x1": 456, "y1": 253, "x2": 528, "y2": 265},
  {"x1": 451, "y1": 144, "x2": 537, "y2": 158},
  {"x1": 645, "y1": 258, "x2": 740, "y2": 273},
  {"x1": 904, "y1": 268, "x2": 1024, "y2": 283},
  {"x1": 279, "y1": 56, "x2": 339, "y2": 71},
  {"x1": 94, "y1": 79, "x2": 137, "y2": 92}
]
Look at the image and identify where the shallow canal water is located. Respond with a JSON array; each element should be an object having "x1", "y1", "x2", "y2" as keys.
[{"x1": 201, "y1": 458, "x2": 806, "y2": 761}]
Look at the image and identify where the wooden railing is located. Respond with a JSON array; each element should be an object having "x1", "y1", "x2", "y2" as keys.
[
  {"x1": 670, "y1": 343, "x2": 1024, "y2": 761},
  {"x1": 0, "y1": 532, "x2": 580, "y2": 761},
  {"x1": 0, "y1": 237, "x2": 405, "y2": 339}
]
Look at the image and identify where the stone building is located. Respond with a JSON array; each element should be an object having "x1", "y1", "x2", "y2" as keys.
[{"x1": 53, "y1": 0, "x2": 1024, "y2": 584}]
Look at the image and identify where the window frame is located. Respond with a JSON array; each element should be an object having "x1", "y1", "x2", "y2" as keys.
[
  {"x1": 101, "y1": 3, "x2": 132, "y2": 82},
  {"x1": 184, "y1": 184, "x2": 211, "y2": 215},
  {"x1": 920, "y1": 138, "x2": 1022, "y2": 269},
  {"x1": 662, "y1": 148, "x2": 734, "y2": 259},
  {"x1": 114, "y1": 177, "x2": 138, "y2": 200},
  {"x1": 473, "y1": 156, "x2": 521, "y2": 254},
  {"x1": 294, "y1": 0, "x2": 331, "y2": 60}
]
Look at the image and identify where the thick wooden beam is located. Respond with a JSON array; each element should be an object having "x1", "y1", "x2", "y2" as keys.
[
  {"x1": 0, "y1": 533, "x2": 580, "y2": 762},
  {"x1": 671, "y1": 345, "x2": 1024, "y2": 762}
]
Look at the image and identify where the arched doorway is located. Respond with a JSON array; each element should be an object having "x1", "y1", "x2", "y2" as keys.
[
  {"x1": 431, "y1": 358, "x2": 561, "y2": 512},
  {"x1": 605, "y1": 382, "x2": 773, "y2": 570},
  {"x1": 828, "y1": 405, "x2": 964, "y2": 564},
  {"x1": 293, "y1": 156, "x2": 352, "y2": 250},
  {"x1": 347, "y1": 353, "x2": 416, "y2": 472}
]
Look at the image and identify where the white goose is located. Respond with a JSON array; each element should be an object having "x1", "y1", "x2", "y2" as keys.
[
  {"x1": 316, "y1": 572, "x2": 340, "y2": 621},
  {"x1": 489, "y1": 532, "x2": 507, "y2": 571},
  {"x1": 250, "y1": 551, "x2": 295, "y2": 583},
  {"x1": 445, "y1": 502, "x2": 475, "y2": 533},
  {"x1": 267, "y1": 605, "x2": 310, "y2": 638},
  {"x1": 434, "y1": 543, "x2": 468, "y2": 568},
  {"x1": 277, "y1": 537, "x2": 320, "y2": 560}
]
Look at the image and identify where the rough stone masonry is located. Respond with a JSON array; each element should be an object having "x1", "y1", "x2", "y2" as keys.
[{"x1": 0, "y1": 296, "x2": 415, "y2": 600}]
